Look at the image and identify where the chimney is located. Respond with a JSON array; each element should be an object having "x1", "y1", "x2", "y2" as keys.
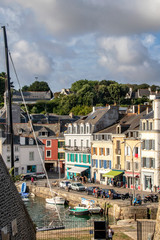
[{"x1": 92, "y1": 106, "x2": 96, "y2": 113}]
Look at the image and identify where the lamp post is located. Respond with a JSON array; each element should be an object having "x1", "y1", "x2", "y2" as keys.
[{"x1": 122, "y1": 140, "x2": 143, "y2": 199}]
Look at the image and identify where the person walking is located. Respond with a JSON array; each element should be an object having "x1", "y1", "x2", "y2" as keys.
[
  {"x1": 31, "y1": 176, "x2": 34, "y2": 184},
  {"x1": 108, "y1": 226, "x2": 114, "y2": 239}
]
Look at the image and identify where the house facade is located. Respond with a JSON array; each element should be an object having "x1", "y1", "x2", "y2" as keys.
[
  {"x1": 64, "y1": 106, "x2": 119, "y2": 180},
  {"x1": 0, "y1": 136, "x2": 44, "y2": 175},
  {"x1": 140, "y1": 99, "x2": 160, "y2": 191}
]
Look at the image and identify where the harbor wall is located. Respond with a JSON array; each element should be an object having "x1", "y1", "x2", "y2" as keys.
[{"x1": 17, "y1": 183, "x2": 158, "y2": 221}]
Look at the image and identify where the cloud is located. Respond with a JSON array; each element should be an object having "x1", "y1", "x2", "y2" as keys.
[{"x1": 98, "y1": 36, "x2": 160, "y2": 84}]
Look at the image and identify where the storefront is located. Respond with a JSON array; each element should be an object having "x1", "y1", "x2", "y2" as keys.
[
  {"x1": 124, "y1": 172, "x2": 141, "y2": 190},
  {"x1": 103, "y1": 170, "x2": 124, "y2": 187},
  {"x1": 141, "y1": 171, "x2": 154, "y2": 191},
  {"x1": 67, "y1": 165, "x2": 90, "y2": 180}
]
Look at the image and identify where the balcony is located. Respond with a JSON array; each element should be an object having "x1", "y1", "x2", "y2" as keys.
[
  {"x1": 64, "y1": 146, "x2": 91, "y2": 153},
  {"x1": 115, "y1": 164, "x2": 121, "y2": 170},
  {"x1": 115, "y1": 149, "x2": 121, "y2": 155}
]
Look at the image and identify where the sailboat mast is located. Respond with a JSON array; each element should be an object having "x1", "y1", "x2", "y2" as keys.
[{"x1": 2, "y1": 26, "x2": 14, "y2": 176}]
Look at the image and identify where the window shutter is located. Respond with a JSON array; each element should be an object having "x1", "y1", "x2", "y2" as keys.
[
  {"x1": 79, "y1": 154, "x2": 81, "y2": 163},
  {"x1": 91, "y1": 147, "x2": 93, "y2": 155},
  {"x1": 104, "y1": 160, "x2": 107, "y2": 169},
  {"x1": 67, "y1": 153, "x2": 69, "y2": 162},
  {"x1": 100, "y1": 160, "x2": 101, "y2": 168},
  {"x1": 152, "y1": 140, "x2": 155, "y2": 150},
  {"x1": 103, "y1": 148, "x2": 105, "y2": 155},
  {"x1": 76, "y1": 154, "x2": 78, "y2": 162},
  {"x1": 95, "y1": 148, "x2": 97, "y2": 155},
  {"x1": 109, "y1": 161, "x2": 111, "y2": 169},
  {"x1": 96, "y1": 160, "x2": 98, "y2": 168}
]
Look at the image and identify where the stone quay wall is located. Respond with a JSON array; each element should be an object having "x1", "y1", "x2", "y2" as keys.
[{"x1": 17, "y1": 184, "x2": 158, "y2": 221}]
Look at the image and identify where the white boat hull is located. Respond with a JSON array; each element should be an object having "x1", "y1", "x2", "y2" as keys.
[{"x1": 46, "y1": 197, "x2": 65, "y2": 205}]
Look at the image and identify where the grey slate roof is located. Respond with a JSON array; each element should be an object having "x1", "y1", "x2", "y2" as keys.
[
  {"x1": 3, "y1": 135, "x2": 44, "y2": 145},
  {"x1": 98, "y1": 111, "x2": 146, "y2": 134}
]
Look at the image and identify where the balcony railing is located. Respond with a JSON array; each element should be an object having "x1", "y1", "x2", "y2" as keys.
[
  {"x1": 64, "y1": 146, "x2": 91, "y2": 153},
  {"x1": 115, "y1": 164, "x2": 121, "y2": 170}
]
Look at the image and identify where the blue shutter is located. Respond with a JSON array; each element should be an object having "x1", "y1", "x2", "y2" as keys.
[
  {"x1": 96, "y1": 160, "x2": 98, "y2": 168},
  {"x1": 109, "y1": 160, "x2": 111, "y2": 169},
  {"x1": 88, "y1": 155, "x2": 91, "y2": 164},
  {"x1": 104, "y1": 160, "x2": 107, "y2": 169},
  {"x1": 67, "y1": 154, "x2": 69, "y2": 162},
  {"x1": 100, "y1": 160, "x2": 101, "y2": 168},
  {"x1": 79, "y1": 154, "x2": 81, "y2": 163},
  {"x1": 76, "y1": 154, "x2": 78, "y2": 162}
]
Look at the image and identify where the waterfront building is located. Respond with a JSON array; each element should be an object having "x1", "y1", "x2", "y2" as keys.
[
  {"x1": 140, "y1": 98, "x2": 160, "y2": 191},
  {"x1": 91, "y1": 133, "x2": 113, "y2": 184},
  {"x1": 0, "y1": 135, "x2": 44, "y2": 175},
  {"x1": 64, "y1": 106, "x2": 119, "y2": 180},
  {"x1": 96, "y1": 111, "x2": 146, "y2": 188}
]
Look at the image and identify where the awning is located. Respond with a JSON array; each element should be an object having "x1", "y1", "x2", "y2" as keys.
[
  {"x1": 102, "y1": 170, "x2": 123, "y2": 178},
  {"x1": 67, "y1": 167, "x2": 88, "y2": 174}
]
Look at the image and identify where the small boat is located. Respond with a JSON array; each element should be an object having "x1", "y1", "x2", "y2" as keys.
[
  {"x1": 69, "y1": 206, "x2": 90, "y2": 216},
  {"x1": 21, "y1": 182, "x2": 27, "y2": 193},
  {"x1": 81, "y1": 198, "x2": 102, "y2": 214},
  {"x1": 46, "y1": 196, "x2": 65, "y2": 205}
]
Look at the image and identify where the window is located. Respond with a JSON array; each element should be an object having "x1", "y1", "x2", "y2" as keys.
[
  {"x1": 81, "y1": 126, "x2": 83, "y2": 134},
  {"x1": 29, "y1": 138, "x2": 34, "y2": 145},
  {"x1": 86, "y1": 126, "x2": 89, "y2": 134},
  {"x1": 15, "y1": 146, "x2": 19, "y2": 152},
  {"x1": 59, "y1": 141, "x2": 64, "y2": 148},
  {"x1": 100, "y1": 160, "x2": 104, "y2": 168},
  {"x1": 86, "y1": 155, "x2": 89, "y2": 163},
  {"x1": 135, "y1": 162, "x2": 139, "y2": 170},
  {"x1": 74, "y1": 139, "x2": 76, "y2": 147},
  {"x1": 142, "y1": 157, "x2": 155, "y2": 168},
  {"x1": 100, "y1": 148, "x2": 103, "y2": 155},
  {"x1": 116, "y1": 140, "x2": 120, "y2": 150},
  {"x1": 143, "y1": 122, "x2": 145, "y2": 130},
  {"x1": 127, "y1": 161, "x2": 130, "y2": 170},
  {"x1": 29, "y1": 152, "x2": 34, "y2": 161},
  {"x1": 142, "y1": 140, "x2": 155, "y2": 150},
  {"x1": 27, "y1": 165, "x2": 36, "y2": 173},
  {"x1": 7, "y1": 146, "x2": 10, "y2": 152},
  {"x1": 68, "y1": 126, "x2": 71, "y2": 134},
  {"x1": 93, "y1": 147, "x2": 96, "y2": 155},
  {"x1": 100, "y1": 174, "x2": 105, "y2": 181},
  {"x1": 86, "y1": 140, "x2": 89, "y2": 148},
  {"x1": 150, "y1": 122, "x2": 153, "y2": 130},
  {"x1": 46, "y1": 140, "x2": 51, "y2": 147},
  {"x1": 117, "y1": 156, "x2": 120, "y2": 165},
  {"x1": 73, "y1": 126, "x2": 76, "y2": 134},
  {"x1": 46, "y1": 150, "x2": 51, "y2": 158},
  {"x1": 7, "y1": 156, "x2": 10, "y2": 162},
  {"x1": 69, "y1": 139, "x2": 71, "y2": 146},
  {"x1": 106, "y1": 148, "x2": 110, "y2": 156},
  {"x1": 15, "y1": 156, "x2": 19, "y2": 162},
  {"x1": 81, "y1": 139, "x2": 83, "y2": 148},
  {"x1": 92, "y1": 159, "x2": 96, "y2": 167},
  {"x1": 125, "y1": 146, "x2": 130, "y2": 156},
  {"x1": 59, "y1": 153, "x2": 65, "y2": 159}
]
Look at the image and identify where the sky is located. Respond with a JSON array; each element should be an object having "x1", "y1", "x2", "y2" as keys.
[{"x1": 1, "y1": 0, "x2": 160, "y2": 92}]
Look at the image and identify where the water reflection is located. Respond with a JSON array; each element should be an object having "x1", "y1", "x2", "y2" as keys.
[{"x1": 25, "y1": 196, "x2": 115, "y2": 228}]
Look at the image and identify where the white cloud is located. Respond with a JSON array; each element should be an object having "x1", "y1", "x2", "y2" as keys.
[
  {"x1": 98, "y1": 36, "x2": 160, "y2": 84},
  {"x1": 142, "y1": 34, "x2": 156, "y2": 47}
]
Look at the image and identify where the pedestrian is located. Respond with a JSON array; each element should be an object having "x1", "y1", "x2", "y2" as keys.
[
  {"x1": 31, "y1": 177, "x2": 34, "y2": 184},
  {"x1": 95, "y1": 187, "x2": 98, "y2": 198},
  {"x1": 108, "y1": 226, "x2": 114, "y2": 240},
  {"x1": 108, "y1": 190, "x2": 111, "y2": 199},
  {"x1": 102, "y1": 189, "x2": 105, "y2": 199}
]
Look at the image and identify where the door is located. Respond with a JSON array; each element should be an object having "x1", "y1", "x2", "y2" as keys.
[{"x1": 94, "y1": 172, "x2": 96, "y2": 181}]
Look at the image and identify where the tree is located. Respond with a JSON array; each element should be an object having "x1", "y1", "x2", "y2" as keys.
[
  {"x1": 22, "y1": 81, "x2": 51, "y2": 92},
  {"x1": 22, "y1": 85, "x2": 29, "y2": 91}
]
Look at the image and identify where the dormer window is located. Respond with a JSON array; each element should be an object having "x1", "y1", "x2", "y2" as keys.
[
  {"x1": 116, "y1": 125, "x2": 121, "y2": 134},
  {"x1": 86, "y1": 124, "x2": 90, "y2": 134},
  {"x1": 81, "y1": 126, "x2": 84, "y2": 134}
]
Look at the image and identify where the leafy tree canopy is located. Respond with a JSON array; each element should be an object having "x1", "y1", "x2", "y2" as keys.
[{"x1": 22, "y1": 81, "x2": 51, "y2": 92}]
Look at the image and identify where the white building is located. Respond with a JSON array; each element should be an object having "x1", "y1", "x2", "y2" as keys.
[
  {"x1": 140, "y1": 99, "x2": 160, "y2": 191},
  {"x1": 64, "y1": 106, "x2": 119, "y2": 180},
  {"x1": 0, "y1": 136, "x2": 45, "y2": 175}
]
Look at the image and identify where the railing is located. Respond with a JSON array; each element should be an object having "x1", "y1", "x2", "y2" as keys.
[
  {"x1": 115, "y1": 164, "x2": 121, "y2": 170},
  {"x1": 36, "y1": 220, "x2": 95, "y2": 240},
  {"x1": 64, "y1": 146, "x2": 91, "y2": 153},
  {"x1": 115, "y1": 149, "x2": 121, "y2": 155}
]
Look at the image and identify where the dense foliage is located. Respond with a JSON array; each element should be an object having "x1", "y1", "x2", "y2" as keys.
[{"x1": 0, "y1": 73, "x2": 159, "y2": 116}]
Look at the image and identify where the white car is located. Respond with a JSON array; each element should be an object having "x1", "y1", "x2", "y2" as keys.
[
  {"x1": 59, "y1": 180, "x2": 71, "y2": 188},
  {"x1": 32, "y1": 172, "x2": 46, "y2": 180},
  {"x1": 69, "y1": 182, "x2": 85, "y2": 191}
]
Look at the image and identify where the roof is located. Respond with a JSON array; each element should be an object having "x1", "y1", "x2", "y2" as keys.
[
  {"x1": 98, "y1": 111, "x2": 146, "y2": 134},
  {"x1": 142, "y1": 110, "x2": 154, "y2": 119},
  {"x1": 3, "y1": 135, "x2": 44, "y2": 145}
]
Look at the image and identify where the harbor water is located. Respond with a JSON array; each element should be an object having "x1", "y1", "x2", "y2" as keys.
[{"x1": 24, "y1": 196, "x2": 116, "y2": 228}]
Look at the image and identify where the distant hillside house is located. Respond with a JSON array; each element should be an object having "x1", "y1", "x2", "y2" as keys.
[
  {"x1": 125, "y1": 87, "x2": 160, "y2": 100},
  {"x1": 12, "y1": 90, "x2": 52, "y2": 104},
  {"x1": 60, "y1": 88, "x2": 71, "y2": 95}
]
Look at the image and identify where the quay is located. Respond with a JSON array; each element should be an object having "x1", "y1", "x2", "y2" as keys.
[{"x1": 16, "y1": 180, "x2": 158, "y2": 221}]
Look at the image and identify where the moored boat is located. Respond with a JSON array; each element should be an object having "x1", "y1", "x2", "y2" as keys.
[
  {"x1": 81, "y1": 198, "x2": 102, "y2": 214},
  {"x1": 69, "y1": 206, "x2": 90, "y2": 216},
  {"x1": 46, "y1": 196, "x2": 65, "y2": 205}
]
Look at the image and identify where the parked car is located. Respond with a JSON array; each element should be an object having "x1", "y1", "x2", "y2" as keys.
[
  {"x1": 21, "y1": 174, "x2": 33, "y2": 181},
  {"x1": 32, "y1": 172, "x2": 46, "y2": 180},
  {"x1": 100, "y1": 189, "x2": 121, "y2": 199},
  {"x1": 69, "y1": 182, "x2": 85, "y2": 191},
  {"x1": 59, "y1": 180, "x2": 71, "y2": 188},
  {"x1": 85, "y1": 186, "x2": 100, "y2": 195}
]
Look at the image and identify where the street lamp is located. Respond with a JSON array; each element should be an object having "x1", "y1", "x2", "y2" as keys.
[{"x1": 122, "y1": 140, "x2": 143, "y2": 199}]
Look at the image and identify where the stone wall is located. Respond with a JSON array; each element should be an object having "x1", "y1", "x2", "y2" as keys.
[
  {"x1": 153, "y1": 201, "x2": 160, "y2": 240},
  {"x1": 27, "y1": 184, "x2": 158, "y2": 221},
  {"x1": 0, "y1": 155, "x2": 36, "y2": 240}
]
